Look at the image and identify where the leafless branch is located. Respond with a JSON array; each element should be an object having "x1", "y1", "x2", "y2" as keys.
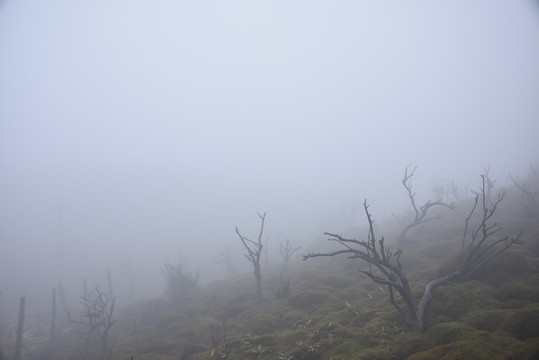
[
  {"x1": 236, "y1": 212, "x2": 266, "y2": 301},
  {"x1": 304, "y1": 170, "x2": 522, "y2": 333},
  {"x1": 68, "y1": 286, "x2": 115, "y2": 352},
  {"x1": 398, "y1": 164, "x2": 455, "y2": 242},
  {"x1": 509, "y1": 172, "x2": 539, "y2": 218}
]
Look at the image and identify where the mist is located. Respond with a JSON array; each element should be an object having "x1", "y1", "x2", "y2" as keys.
[{"x1": 1, "y1": 0, "x2": 538, "y2": 315}]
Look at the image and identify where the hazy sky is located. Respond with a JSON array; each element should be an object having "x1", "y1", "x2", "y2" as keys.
[{"x1": 1, "y1": 1, "x2": 538, "y2": 307}]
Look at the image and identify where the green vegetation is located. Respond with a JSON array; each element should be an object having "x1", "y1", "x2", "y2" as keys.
[{"x1": 2, "y1": 170, "x2": 539, "y2": 359}]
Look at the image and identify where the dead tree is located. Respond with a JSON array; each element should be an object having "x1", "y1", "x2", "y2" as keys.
[
  {"x1": 236, "y1": 212, "x2": 266, "y2": 301},
  {"x1": 277, "y1": 238, "x2": 301, "y2": 299},
  {"x1": 483, "y1": 165, "x2": 496, "y2": 204},
  {"x1": 304, "y1": 173, "x2": 522, "y2": 332},
  {"x1": 279, "y1": 238, "x2": 301, "y2": 276},
  {"x1": 398, "y1": 164, "x2": 455, "y2": 243},
  {"x1": 68, "y1": 286, "x2": 116, "y2": 352},
  {"x1": 216, "y1": 246, "x2": 234, "y2": 276},
  {"x1": 163, "y1": 255, "x2": 200, "y2": 303},
  {"x1": 431, "y1": 178, "x2": 461, "y2": 202},
  {"x1": 509, "y1": 171, "x2": 538, "y2": 218}
]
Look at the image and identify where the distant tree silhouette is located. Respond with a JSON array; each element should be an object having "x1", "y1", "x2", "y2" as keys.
[
  {"x1": 509, "y1": 166, "x2": 539, "y2": 219},
  {"x1": 163, "y1": 255, "x2": 200, "y2": 303},
  {"x1": 276, "y1": 238, "x2": 300, "y2": 299},
  {"x1": 396, "y1": 164, "x2": 455, "y2": 243},
  {"x1": 68, "y1": 286, "x2": 115, "y2": 352},
  {"x1": 236, "y1": 212, "x2": 266, "y2": 301},
  {"x1": 217, "y1": 246, "x2": 234, "y2": 276}
]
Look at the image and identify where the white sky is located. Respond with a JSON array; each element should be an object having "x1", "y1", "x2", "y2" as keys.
[{"x1": 1, "y1": 0, "x2": 538, "y2": 306}]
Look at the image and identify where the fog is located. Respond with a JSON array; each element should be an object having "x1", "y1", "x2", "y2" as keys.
[{"x1": 1, "y1": 1, "x2": 538, "y2": 314}]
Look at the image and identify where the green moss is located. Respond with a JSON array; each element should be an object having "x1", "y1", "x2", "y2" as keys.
[
  {"x1": 246, "y1": 312, "x2": 278, "y2": 335},
  {"x1": 290, "y1": 347, "x2": 322, "y2": 360},
  {"x1": 424, "y1": 322, "x2": 478, "y2": 346},
  {"x1": 330, "y1": 339, "x2": 365, "y2": 358},
  {"x1": 248, "y1": 334, "x2": 275, "y2": 347},
  {"x1": 517, "y1": 338, "x2": 539, "y2": 360},
  {"x1": 140, "y1": 338, "x2": 182, "y2": 354},
  {"x1": 280, "y1": 308, "x2": 308, "y2": 328},
  {"x1": 220, "y1": 302, "x2": 250, "y2": 318},
  {"x1": 502, "y1": 305, "x2": 539, "y2": 340},
  {"x1": 286, "y1": 289, "x2": 337, "y2": 310},
  {"x1": 465, "y1": 309, "x2": 510, "y2": 332},
  {"x1": 498, "y1": 282, "x2": 539, "y2": 303},
  {"x1": 133, "y1": 353, "x2": 178, "y2": 360},
  {"x1": 317, "y1": 273, "x2": 359, "y2": 290},
  {"x1": 472, "y1": 251, "x2": 528, "y2": 286},
  {"x1": 391, "y1": 333, "x2": 430, "y2": 359},
  {"x1": 275, "y1": 328, "x2": 310, "y2": 345},
  {"x1": 356, "y1": 345, "x2": 393, "y2": 360},
  {"x1": 312, "y1": 303, "x2": 341, "y2": 316},
  {"x1": 154, "y1": 312, "x2": 188, "y2": 328},
  {"x1": 426, "y1": 281, "x2": 499, "y2": 325},
  {"x1": 406, "y1": 340, "x2": 505, "y2": 360}
]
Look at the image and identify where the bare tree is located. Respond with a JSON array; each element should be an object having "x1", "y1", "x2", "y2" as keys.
[
  {"x1": 216, "y1": 246, "x2": 234, "y2": 276},
  {"x1": 276, "y1": 238, "x2": 301, "y2": 299},
  {"x1": 163, "y1": 255, "x2": 200, "y2": 303},
  {"x1": 472, "y1": 165, "x2": 495, "y2": 205},
  {"x1": 279, "y1": 238, "x2": 301, "y2": 276},
  {"x1": 431, "y1": 178, "x2": 461, "y2": 202},
  {"x1": 68, "y1": 286, "x2": 116, "y2": 352},
  {"x1": 397, "y1": 164, "x2": 455, "y2": 243},
  {"x1": 304, "y1": 173, "x2": 522, "y2": 332},
  {"x1": 236, "y1": 212, "x2": 266, "y2": 301},
  {"x1": 509, "y1": 170, "x2": 539, "y2": 219}
]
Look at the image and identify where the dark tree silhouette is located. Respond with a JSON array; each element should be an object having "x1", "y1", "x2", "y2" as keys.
[
  {"x1": 304, "y1": 172, "x2": 522, "y2": 332},
  {"x1": 397, "y1": 164, "x2": 455, "y2": 243},
  {"x1": 217, "y1": 246, "x2": 234, "y2": 276},
  {"x1": 236, "y1": 212, "x2": 266, "y2": 301},
  {"x1": 276, "y1": 238, "x2": 301, "y2": 299},
  {"x1": 163, "y1": 255, "x2": 200, "y2": 303},
  {"x1": 509, "y1": 167, "x2": 539, "y2": 219},
  {"x1": 68, "y1": 286, "x2": 115, "y2": 352}
]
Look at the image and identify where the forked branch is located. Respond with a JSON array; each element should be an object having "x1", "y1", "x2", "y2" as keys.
[
  {"x1": 236, "y1": 212, "x2": 266, "y2": 301},
  {"x1": 304, "y1": 170, "x2": 522, "y2": 332},
  {"x1": 398, "y1": 164, "x2": 455, "y2": 242}
]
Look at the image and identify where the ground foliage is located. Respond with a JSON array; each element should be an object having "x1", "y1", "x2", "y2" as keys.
[{"x1": 2, "y1": 177, "x2": 539, "y2": 359}]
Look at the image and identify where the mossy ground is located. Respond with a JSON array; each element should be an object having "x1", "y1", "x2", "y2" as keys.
[{"x1": 2, "y1": 193, "x2": 539, "y2": 360}]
